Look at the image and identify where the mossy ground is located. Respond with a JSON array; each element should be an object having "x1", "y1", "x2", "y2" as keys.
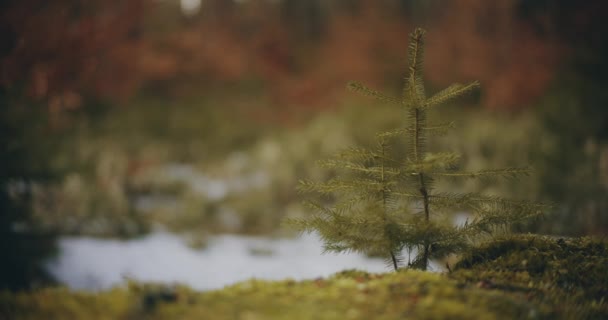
[
  {"x1": 452, "y1": 235, "x2": 608, "y2": 319},
  {"x1": 1, "y1": 235, "x2": 606, "y2": 320}
]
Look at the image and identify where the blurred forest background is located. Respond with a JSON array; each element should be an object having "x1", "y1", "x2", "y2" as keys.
[{"x1": 1, "y1": 0, "x2": 607, "y2": 290}]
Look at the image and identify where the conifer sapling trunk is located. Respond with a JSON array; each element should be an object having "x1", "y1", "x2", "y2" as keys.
[{"x1": 289, "y1": 28, "x2": 546, "y2": 271}]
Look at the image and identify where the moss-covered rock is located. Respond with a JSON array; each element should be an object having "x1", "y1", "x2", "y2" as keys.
[
  {"x1": 1, "y1": 235, "x2": 606, "y2": 319},
  {"x1": 452, "y1": 235, "x2": 608, "y2": 319}
]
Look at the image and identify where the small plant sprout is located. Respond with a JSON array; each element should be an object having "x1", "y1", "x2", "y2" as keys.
[{"x1": 288, "y1": 28, "x2": 546, "y2": 271}]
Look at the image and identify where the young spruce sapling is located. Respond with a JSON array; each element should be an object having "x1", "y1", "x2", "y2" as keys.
[{"x1": 289, "y1": 28, "x2": 546, "y2": 271}]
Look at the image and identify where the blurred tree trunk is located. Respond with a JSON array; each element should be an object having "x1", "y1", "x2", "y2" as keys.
[
  {"x1": 281, "y1": 0, "x2": 327, "y2": 40},
  {"x1": 0, "y1": 91, "x2": 57, "y2": 290}
]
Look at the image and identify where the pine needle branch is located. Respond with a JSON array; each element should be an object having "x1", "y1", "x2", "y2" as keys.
[
  {"x1": 405, "y1": 152, "x2": 461, "y2": 172},
  {"x1": 317, "y1": 159, "x2": 402, "y2": 178},
  {"x1": 415, "y1": 122, "x2": 456, "y2": 136},
  {"x1": 377, "y1": 122, "x2": 455, "y2": 139},
  {"x1": 431, "y1": 167, "x2": 532, "y2": 180},
  {"x1": 298, "y1": 178, "x2": 385, "y2": 195},
  {"x1": 429, "y1": 192, "x2": 550, "y2": 211},
  {"x1": 338, "y1": 147, "x2": 378, "y2": 162},
  {"x1": 347, "y1": 82, "x2": 399, "y2": 104},
  {"x1": 316, "y1": 159, "x2": 366, "y2": 171},
  {"x1": 425, "y1": 81, "x2": 480, "y2": 108},
  {"x1": 376, "y1": 128, "x2": 409, "y2": 139},
  {"x1": 404, "y1": 28, "x2": 426, "y2": 106}
]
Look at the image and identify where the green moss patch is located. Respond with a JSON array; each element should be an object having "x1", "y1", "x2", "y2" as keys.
[
  {"x1": 2, "y1": 270, "x2": 543, "y2": 320},
  {"x1": 452, "y1": 235, "x2": 608, "y2": 319}
]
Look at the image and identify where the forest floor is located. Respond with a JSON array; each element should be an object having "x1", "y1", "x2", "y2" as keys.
[{"x1": 2, "y1": 235, "x2": 606, "y2": 320}]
